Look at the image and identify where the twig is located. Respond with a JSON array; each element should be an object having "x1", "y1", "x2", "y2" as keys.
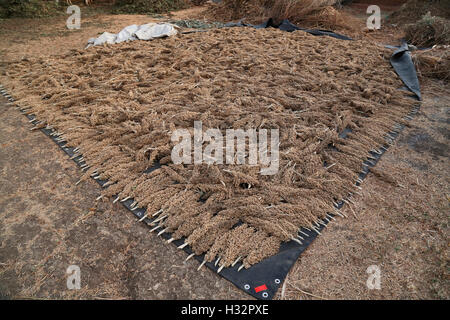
[
  {"x1": 287, "y1": 281, "x2": 327, "y2": 300},
  {"x1": 281, "y1": 280, "x2": 287, "y2": 299}
]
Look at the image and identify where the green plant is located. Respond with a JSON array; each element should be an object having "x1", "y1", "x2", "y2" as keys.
[
  {"x1": 0, "y1": 0, "x2": 63, "y2": 18},
  {"x1": 113, "y1": 0, "x2": 188, "y2": 14}
]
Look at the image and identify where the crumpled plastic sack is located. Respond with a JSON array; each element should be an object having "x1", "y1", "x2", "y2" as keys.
[
  {"x1": 86, "y1": 23, "x2": 178, "y2": 48},
  {"x1": 115, "y1": 24, "x2": 139, "y2": 43}
]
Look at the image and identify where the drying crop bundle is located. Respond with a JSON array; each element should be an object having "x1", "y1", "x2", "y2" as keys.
[{"x1": 2, "y1": 27, "x2": 412, "y2": 269}]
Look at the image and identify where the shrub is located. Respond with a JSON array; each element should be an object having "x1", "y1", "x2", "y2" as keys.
[
  {"x1": 0, "y1": 0, "x2": 62, "y2": 18},
  {"x1": 113, "y1": 0, "x2": 188, "y2": 14},
  {"x1": 404, "y1": 12, "x2": 450, "y2": 47}
]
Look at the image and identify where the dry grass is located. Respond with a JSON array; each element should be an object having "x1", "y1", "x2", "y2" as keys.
[
  {"x1": 412, "y1": 46, "x2": 450, "y2": 82},
  {"x1": 403, "y1": 13, "x2": 450, "y2": 47},
  {"x1": 389, "y1": 0, "x2": 450, "y2": 25},
  {"x1": 1, "y1": 27, "x2": 414, "y2": 269},
  {"x1": 267, "y1": 0, "x2": 351, "y2": 29},
  {"x1": 205, "y1": 0, "x2": 361, "y2": 32}
]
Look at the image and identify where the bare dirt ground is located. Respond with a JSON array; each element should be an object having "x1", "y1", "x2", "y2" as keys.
[{"x1": 0, "y1": 4, "x2": 448, "y2": 299}]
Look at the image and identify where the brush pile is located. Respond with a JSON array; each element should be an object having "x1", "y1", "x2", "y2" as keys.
[
  {"x1": 389, "y1": 0, "x2": 450, "y2": 25},
  {"x1": 389, "y1": 0, "x2": 450, "y2": 47},
  {"x1": 403, "y1": 12, "x2": 450, "y2": 47},
  {"x1": 205, "y1": 0, "x2": 360, "y2": 32},
  {"x1": 2, "y1": 27, "x2": 412, "y2": 268},
  {"x1": 412, "y1": 46, "x2": 450, "y2": 82}
]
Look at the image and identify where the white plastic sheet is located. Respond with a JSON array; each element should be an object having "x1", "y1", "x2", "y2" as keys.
[{"x1": 86, "y1": 23, "x2": 178, "y2": 48}]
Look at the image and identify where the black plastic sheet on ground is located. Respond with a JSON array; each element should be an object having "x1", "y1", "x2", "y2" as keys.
[
  {"x1": 390, "y1": 42, "x2": 422, "y2": 101},
  {"x1": 0, "y1": 21, "x2": 422, "y2": 299}
]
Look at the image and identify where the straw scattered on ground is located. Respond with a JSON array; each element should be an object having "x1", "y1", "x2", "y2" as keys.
[{"x1": 1, "y1": 27, "x2": 413, "y2": 268}]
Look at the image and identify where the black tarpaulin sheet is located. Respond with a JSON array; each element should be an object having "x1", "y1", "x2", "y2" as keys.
[
  {"x1": 0, "y1": 22, "x2": 422, "y2": 300},
  {"x1": 390, "y1": 42, "x2": 422, "y2": 101}
]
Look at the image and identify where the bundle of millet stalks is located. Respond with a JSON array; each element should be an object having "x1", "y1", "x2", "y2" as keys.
[{"x1": 2, "y1": 27, "x2": 413, "y2": 269}]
